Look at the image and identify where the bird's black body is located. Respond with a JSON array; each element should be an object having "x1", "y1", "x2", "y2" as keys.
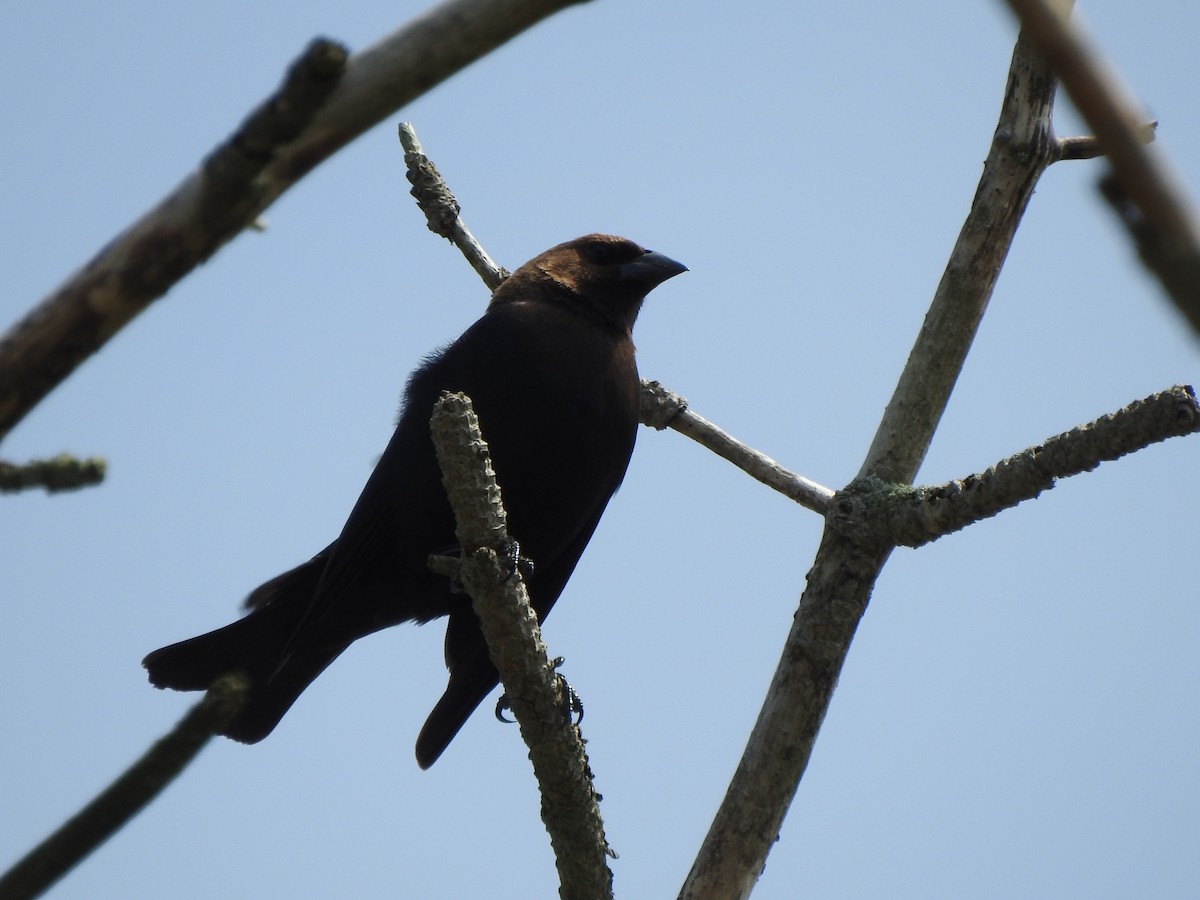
[{"x1": 143, "y1": 234, "x2": 685, "y2": 767}]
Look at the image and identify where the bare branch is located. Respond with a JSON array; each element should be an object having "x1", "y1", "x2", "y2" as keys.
[
  {"x1": 0, "y1": 675, "x2": 248, "y2": 900},
  {"x1": 861, "y1": 29, "x2": 1062, "y2": 485},
  {"x1": 1003, "y1": 0, "x2": 1200, "y2": 334},
  {"x1": 829, "y1": 385, "x2": 1200, "y2": 548},
  {"x1": 399, "y1": 123, "x2": 509, "y2": 290},
  {"x1": 429, "y1": 392, "x2": 613, "y2": 900},
  {"x1": 639, "y1": 380, "x2": 834, "y2": 514},
  {"x1": 1055, "y1": 120, "x2": 1156, "y2": 161},
  {"x1": 0, "y1": 0, "x2": 589, "y2": 444},
  {"x1": 0, "y1": 453, "x2": 106, "y2": 494},
  {"x1": 679, "y1": 30, "x2": 1065, "y2": 900}
]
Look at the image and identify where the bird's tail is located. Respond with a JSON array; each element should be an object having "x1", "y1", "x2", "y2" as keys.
[
  {"x1": 143, "y1": 556, "x2": 346, "y2": 743},
  {"x1": 414, "y1": 654, "x2": 499, "y2": 769}
]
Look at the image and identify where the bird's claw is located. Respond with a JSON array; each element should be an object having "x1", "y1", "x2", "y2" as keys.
[
  {"x1": 493, "y1": 657, "x2": 584, "y2": 725},
  {"x1": 494, "y1": 694, "x2": 515, "y2": 723},
  {"x1": 497, "y1": 540, "x2": 535, "y2": 582},
  {"x1": 551, "y1": 656, "x2": 585, "y2": 724}
]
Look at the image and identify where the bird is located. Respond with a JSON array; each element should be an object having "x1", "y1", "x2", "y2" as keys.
[{"x1": 143, "y1": 233, "x2": 686, "y2": 768}]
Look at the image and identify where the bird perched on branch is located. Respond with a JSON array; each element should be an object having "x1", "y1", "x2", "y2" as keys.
[{"x1": 143, "y1": 234, "x2": 686, "y2": 768}]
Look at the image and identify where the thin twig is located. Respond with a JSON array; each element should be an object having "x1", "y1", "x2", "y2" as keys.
[
  {"x1": 0, "y1": 676, "x2": 248, "y2": 900},
  {"x1": 1055, "y1": 120, "x2": 1156, "y2": 161},
  {"x1": 0, "y1": 454, "x2": 106, "y2": 494},
  {"x1": 429, "y1": 392, "x2": 613, "y2": 900},
  {"x1": 639, "y1": 381, "x2": 833, "y2": 514},
  {"x1": 399, "y1": 123, "x2": 509, "y2": 289}
]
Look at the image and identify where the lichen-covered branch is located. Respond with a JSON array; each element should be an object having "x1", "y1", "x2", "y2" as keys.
[
  {"x1": 828, "y1": 385, "x2": 1200, "y2": 548},
  {"x1": 429, "y1": 392, "x2": 613, "y2": 900},
  {"x1": 0, "y1": 453, "x2": 107, "y2": 494}
]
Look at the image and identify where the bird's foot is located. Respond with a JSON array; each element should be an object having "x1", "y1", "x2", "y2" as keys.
[
  {"x1": 496, "y1": 539, "x2": 535, "y2": 582},
  {"x1": 494, "y1": 656, "x2": 584, "y2": 724}
]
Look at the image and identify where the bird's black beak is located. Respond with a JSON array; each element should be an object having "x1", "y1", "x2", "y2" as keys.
[{"x1": 619, "y1": 250, "x2": 688, "y2": 288}]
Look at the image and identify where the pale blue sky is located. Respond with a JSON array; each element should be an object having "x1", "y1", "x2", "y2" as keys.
[{"x1": 4, "y1": 2, "x2": 1198, "y2": 898}]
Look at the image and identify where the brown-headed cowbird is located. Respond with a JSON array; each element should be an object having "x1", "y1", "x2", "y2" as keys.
[{"x1": 143, "y1": 234, "x2": 686, "y2": 768}]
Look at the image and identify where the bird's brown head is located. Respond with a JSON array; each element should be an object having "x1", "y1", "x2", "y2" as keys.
[{"x1": 489, "y1": 234, "x2": 687, "y2": 333}]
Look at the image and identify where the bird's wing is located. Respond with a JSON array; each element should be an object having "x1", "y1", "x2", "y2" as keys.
[{"x1": 275, "y1": 462, "x2": 411, "y2": 663}]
